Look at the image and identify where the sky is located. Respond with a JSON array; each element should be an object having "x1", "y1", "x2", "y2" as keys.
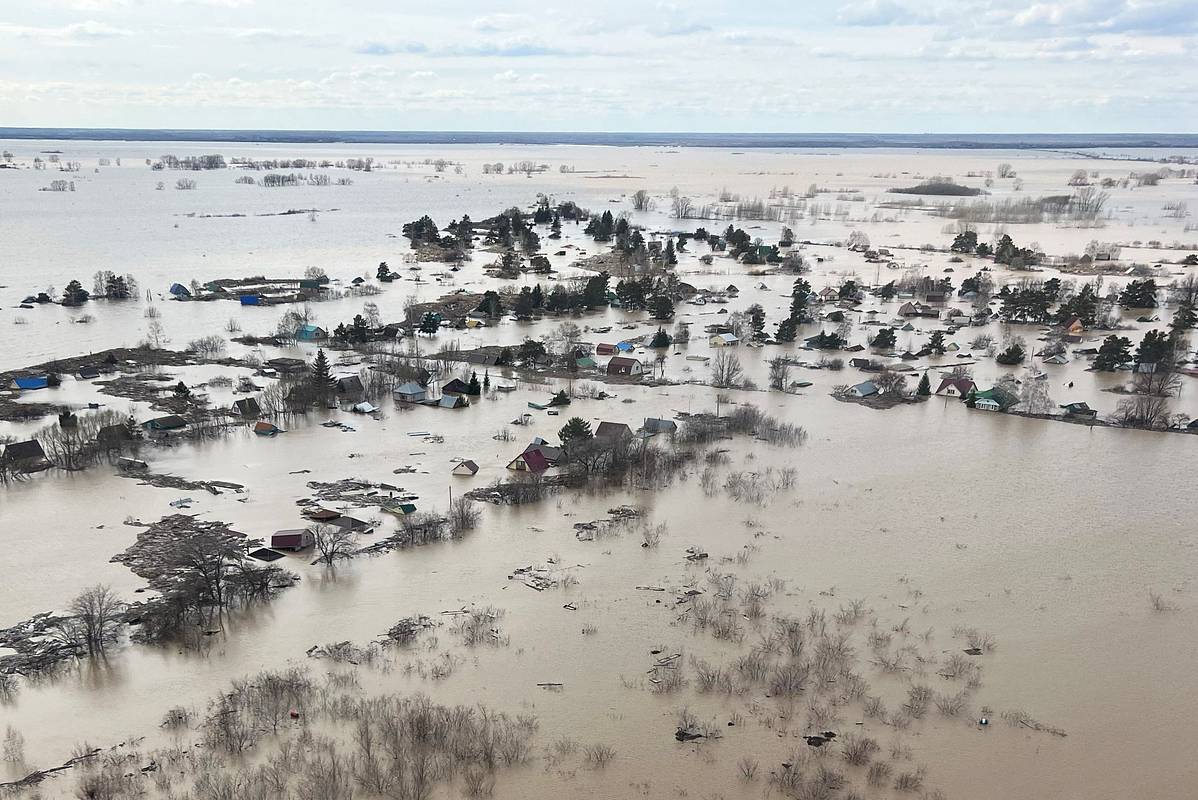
[{"x1": 1, "y1": 0, "x2": 1196, "y2": 132}]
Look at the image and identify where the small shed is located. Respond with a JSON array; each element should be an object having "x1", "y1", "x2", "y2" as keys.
[
  {"x1": 453, "y1": 459, "x2": 480, "y2": 476},
  {"x1": 393, "y1": 382, "x2": 427, "y2": 403},
  {"x1": 77, "y1": 366, "x2": 101, "y2": 380},
  {"x1": 14, "y1": 376, "x2": 49, "y2": 390},
  {"x1": 271, "y1": 529, "x2": 313, "y2": 551},
  {"x1": 169, "y1": 283, "x2": 192, "y2": 298},
  {"x1": 253, "y1": 421, "x2": 283, "y2": 436},
  {"x1": 709, "y1": 333, "x2": 740, "y2": 347},
  {"x1": 438, "y1": 394, "x2": 469, "y2": 409},
  {"x1": 596, "y1": 343, "x2": 618, "y2": 356}
]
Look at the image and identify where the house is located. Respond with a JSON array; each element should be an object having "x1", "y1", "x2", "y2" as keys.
[
  {"x1": 607, "y1": 356, "x2": 644, "y2": 377},
  {"x1": 264, "y1": 357, "x2": 308, "y2": 375},
  {"x1": 304, "y1": 508, "x2": 341, "y2": 522},
  {"x1": 296, "y1": 324, "x2": 327, "y2": 341},
  {"x1": 441, "y1": 378, "x2": 471, "y2": 396},
  {"x1": 77, "y1": 365, "x2": 101, "y2": 380},
  {"x1": 850, "y1": 381, "x2": 879, "y2": 398},
  {"x1": 3, "y1": 439, "x2": 49, "y2": 471},
  {"x1": 709, "y1": 333, "x2": 740, "y2": 347},
  {"x1": 526, "y1": 441, "x2": 563, "y2": 463},
  {"x1": 271, "y1": 529, "x2": 314, "y2": 551},
  {"x1": 253, "y1": 421, "x2": 283, "y2": 436},
  {"x1": 1060, "y1": 402, "x2": 1098, "y2": 419},
  {"x1": 96, "y1": 423, "x2": 132, "y2": 447},
  {"x1": 169, "y1": 283, "x2": 191, "y2": 298},
  {"x1": 726, "y1": 284, "x2": 740, "y2": 296},
  {"x1": 935, "y1": 377, "x2": 976, "y2": 397},
  {"x1": 576, "y1": 356, "x2": 598, "y2": 370},
  {"x1": 972, "y1": 387, "x2": 1018, "y2": 412},
  {"x1": 818, "y1": 286, "x2": 839, "y2": 301},
  {"x1": 1062, "y1": 317, "x2": 1085, "y2": 335},
  {"x1": 642, "y1": 417, "x2": 678, "y2": 435},
  {"x1": 393, "y1": 382, "x2": 427, "y2": 403},
  {"x1": 453, "y1": 459, "x2": 480, "y2": 476},
  {"x1": 596, "y1": 343, "x2": 619, "y2": 356},
  {"x1": 849, "y1": 358, "x2": 881, "y2": 371},
  {"x1": 143, "y1": 415, "x2": 187, "y2": 431},
  {"x1": 232, "y1": 397, "x2": 261, "y2": 417},
  {"x1": 438, "y1": 394, "x2": 469, "y2": 409},
  {"x1": 595, "y1": 421, "x2": 633, "y2": 441},
  {"x1": 1043, "y1": 354, "x2": 1069, "y2": 365},
  {"x1": 13, "y1": 376, "x2": 49, "y2": 390},
  {"x1": 352, "y1": 401, "x2": 380, "y2": 413},
  {"x1": 507, "y1": 447, "x2": 550, "y2": 473},
  {"x1": 327, "y1": 516, "x2": 371, "y2": 533},
  {"x1": 336, "y1": 375, "x2": 365, "y2": 395}
]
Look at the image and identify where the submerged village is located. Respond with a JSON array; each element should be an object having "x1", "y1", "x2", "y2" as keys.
[{"x1": 1, "y1": 144, "x2": 1197, "y2": 799}]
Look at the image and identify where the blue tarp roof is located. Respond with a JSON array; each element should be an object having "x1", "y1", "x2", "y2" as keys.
[
  {"x1": 240, "y1": 295, "x2": 261, "y2": 305},
  {"x1": 616, "y1": 341, "x2": 634, "y2": 351},
  {"x1": 15, "y1": 376, "x2": 48, "y2": 390},
  {"x1": 169, "y1": 283, "x2": 191, "y2": 296}
]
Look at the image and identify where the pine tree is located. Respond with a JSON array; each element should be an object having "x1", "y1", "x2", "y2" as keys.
[
  {"x1": 311, "y1": 348, "x2": 334, "y2": 394},
  {"x1": 917, "y1": 373, "x2": 931, "y2": 396},
  {"x1": 467, "y1": 371, "x2": 481, "y2": 396}
]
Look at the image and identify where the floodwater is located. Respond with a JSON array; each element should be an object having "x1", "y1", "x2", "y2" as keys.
[{"x1": 0, "y1": 140, "x2": 1196, "y2": 799}]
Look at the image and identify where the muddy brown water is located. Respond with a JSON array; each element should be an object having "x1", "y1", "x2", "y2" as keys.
[{"x1": 1, "y1": 142, "x2": 1196, "y2": 798}]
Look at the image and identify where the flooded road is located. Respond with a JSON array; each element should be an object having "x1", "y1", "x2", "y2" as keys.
[{"x1": 1, "y1": 140, "x2": 1196, "y2": 798}]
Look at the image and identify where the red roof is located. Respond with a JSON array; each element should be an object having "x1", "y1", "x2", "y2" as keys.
[{"x1": 511, "y1": 448, "x2": 550, "y2": 473}]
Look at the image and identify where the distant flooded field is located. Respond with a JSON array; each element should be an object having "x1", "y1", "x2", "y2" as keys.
[{"x1": 0, "y1": 140, "x2": 1196, "y2": 799}]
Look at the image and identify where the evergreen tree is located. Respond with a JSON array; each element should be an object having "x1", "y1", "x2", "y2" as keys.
[
  {"x1": 531, "y1": 283, "x2": 544, "y2": 308},
  {"x1": 872, "y1": 328, "x2": 896, "y2": 349},
  {"x1": 467, "y1": 371, "x2": 481, "y2": 396},
  {"x1": 747, "y1": 303, "x2": 766, "y2": 339},
  {"x1": 650, "y1": 327, "x2": 671, "y2": 348},
  {"x1": 664, "y1": 239, "x2": 677, "y2": 266},
  {"x1": 310, "y1": 348, "x2": 334, "y2": 395},
  {"x1": 775, "y1": 317, "x2": 798, "y2": 342},
  {"x1": 790, "y1": 278, "x2": 812, "y2": 322},
  {"x1": 1135, "y1": 329, "x2": 1170, "y2": 365},
  {"x1": 350, "y1": 314, "x2": 370, "y2": 343},
  {"x1": 1119, "y1": 279, "x2": 1158, "y2": 308},
  {"x1": 928, "y1": 330, "x2": 946, "y2": 354},
  {"x1": 917, "y1": 373, "x2": 931, "y2": 396},
  {"x1": 649, "y1": 294, "x2": 674, "y2": 320},
  {"x1": 1094, "y1": 335, "x2": 1132, "y2": 371},
  {"x1": 558, "y1": 416, "x2": 593, "y2": 444},
  {"x1": 418, "y1": 313, "x2": 440, "y2": 336},
  {"x1": 514, "y1": 288, "x2": 535, "y2": 320}
]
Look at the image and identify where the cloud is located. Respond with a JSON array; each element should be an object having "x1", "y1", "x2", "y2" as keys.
[
  {"x1": 439, "y1": 37, "x2": 571, "y2": 57},
  {"x1": 472, "y1": 14, "x2": 526, "y2": 32},
  {"x1": 409, "y1": 70, "x2": 437, "y2": 79},
  {"x1": 356, "y1": 41, "x2": 428, "y2": 56},
  {"x1": 650, "y1": 22, "x2": 711, "y2": 37},
  {"x1": 719, "y1": 30, "x2": 795, "y2": 46},
  {"x1": 0, "y1": 20, "x2": 134, "y2": 43},
  {"x1": 837, "y1": 0, "x2": 933, "y2": 26},
  {"x1": 232, "y1": 28, "x2": 324, "y2": 44}
]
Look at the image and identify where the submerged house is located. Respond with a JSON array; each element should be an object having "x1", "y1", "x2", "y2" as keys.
[
  {"x1": 270, "y1": 529, "x2": 313, "y2": 551},
  {"x1": 296, "y1": 324, "x2": 327, "y2": 341},
  {"x1": 13, "y1": 376, "x2": 49, "y2": 391},
  {"x1": 393, "y1": 382, "x2": 427, "y2": 403},
  {"x1": 335, "y1": 375, "x2": 365, "y2": 395},
  {"x1": 850, "y1": 381, "x2": 879, "y2": 398},
  {"x1": 507, "y1": 447, "x2": 550, "y2": 474},
  {"x1": 595, "y1": 421, "x2": 634, "y2": 441},
  {"x1": 606, "y1": 356, "x2": 644, "y2": 377},
  {"x1": 642, "y1": 417, "x2": 678, "y2": 435},
  {"x1": 452, "y1": 459, "x2": 480, "y2": 476},
  {"x1": 143, "y1": 415, "x2": 187, "y2": 432},
  {"x1": 441, "y1": 378, "x2": 471, "y2": 396},
  {"x1": 77, "y1": 365, "x2": 101, "y2": 380},
  {"x1": 437, "y1": 394, "x2": 469, "y2": 409},
  {"x1": 935, "y1": 377, "x2": 976, "y2": 398},
  {"x1": 232, "y1": 397, "x2": 262, "y2": 417},
  {"x1": 1060, "y1": 401, "x2": 1098, "y2": 419},
  {"x1": 973, "y1": 387, "x2": 1019, "y2": 412},
  {"x1": 3, "y1": 439, "x2": 50, "y2": 472},
  {"x1": 709, "y1": 333, "x2": 740, "y2": 347},
  {"x1": 169, "y1": 283, "x2": 191, "y2": 299}
]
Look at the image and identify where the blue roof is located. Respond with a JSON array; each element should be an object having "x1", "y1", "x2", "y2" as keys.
[
  {"x1": 15, "y1": 376, "x2": 48, "y2": 390},
  {"x1": 239, "y1": 295, "x2": 261, "y2": 305},
  {"x1": 169, "y1": 283, "x2": 191, "y2": 296},
  {"x1": 616, "y1": 341, "x2": 634, "y2": 352}
]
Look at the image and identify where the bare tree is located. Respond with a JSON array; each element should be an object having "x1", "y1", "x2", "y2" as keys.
[
  {"x1": 710, "y1": 351, "x2": 743, "y2": 389},
  {"x1": 874, "y1": 369, "x2": 908, "y2": 395},
  {"x1": 69, "y1": 585, "x2": 125, "y2": 656},
  {"x1": 631, "y1": 189, "x2": 653, "y2": 211},
  {"x1": 768, "y1": 356, "x2": 790, "y2": 391},
  {"x1": 311, "y1": 524, "x2": 356, "y2": 566},
  {"x1": 1111, "y1": 395, "x2": 1170, "y2": 429},
  {"x1": 1132, "y1": 369, "x2": 1182, "y2": 397},
  {"x1": 670, "y1": 194, "x2": 693, "y2": 220}
]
